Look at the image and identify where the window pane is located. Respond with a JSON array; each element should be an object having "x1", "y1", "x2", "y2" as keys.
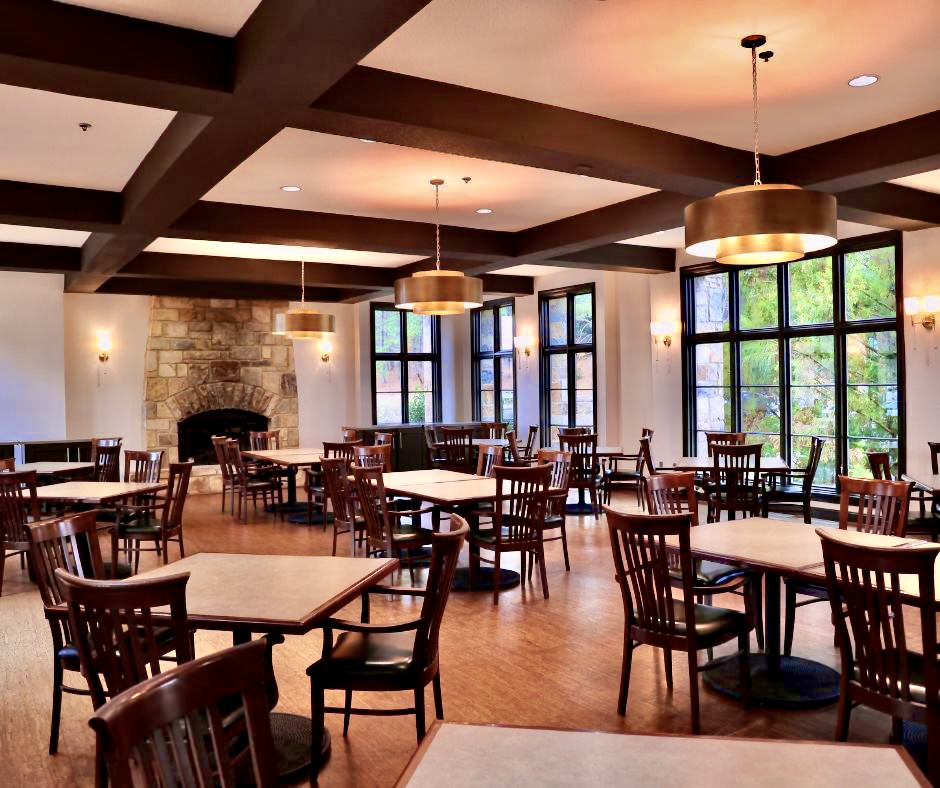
[
  {"x1": 500, "y1": 390, "x2": 514, "y2": 425},
  {"x1": 845, "y1": 247, "x2": 896, "y2": 322},
  {"x1": 574, "y1": 351, "x2": 593, "y2": 389},
  {"x1": 847, "y1": 331, "x2": 898, "y2": 385},
  {"x1": 789, "y1": 335, "x2": 836, "y2": 483},
  {"x1": 479, "y1": 309, "x2": 495, "y2": 353},
  {"x1": 376, "y1": 394, "x2": 402, "y2": 424},
  {"x1": 408, "y1": 361, "x2": 434, "y2": 392},
  {"x1": 500, "y1": 356, "x2": 514, "y2": 426},
  {"x1": 408, "y1": 392, "x2": 434, "y2": 423},
  {"x1": 693, "y1": 274, "x2": 730, "y2": 333},
  {"x1": 374, "y1": 309, "x2": 401, "y2": 353},
  {"x1": 695, "y1": 390, "x2": 732, "y2": 453},
  {"x1": 549, "y1": 354, "x2": 568, "y2": 391},
  {"x1": 375, "y1": 360, "x2": 401, "y2": 393},
  {"x1": 499, "y1": 356, "x2": 513, "y2": 392},
  {"x1": 739, "y1": 266, "x2": 778, "y2": 330},
  {"x1": 549, "y1": 390, "x2": 569, "y2": 427},
  {"x1": 740, "y1": 339, "x2": 779, "y2": 453},
  {"x1": 575, "y1": 390, "x2": 594, "y2": 427},
  {"x1": 846, "y1": 331, "x2": 899, "y2": 477},
  {"x1": 695, "y1": 343, "x2": 731, "y2": 386},
  {"x1": 498, "y1": 305, "x2": 513, "y2": 351},
  {"x1": 791, "y1": 435, "x2": 837, "y2": 487},
  {"x1": 573, "y1": 293, "x2": 593, "y2": 345},
  {"x1": 790, "y1": 335, "x2": 835, "y2": 386},
  {"x1": 479, "y1": 358, "x2": 495, "y2": 391},
  {"x1": 788, "y1": 257, "x2": 833, "y2": 326},
  {"x1": 740, "y1": 339, "x2": 778, "y2": 385},
  {"x1": 848, "y1": 438, "x2": 899, "y2": 480},
  {"x1": 547, "y1": 298, "x2": 567, "y2": 346},
  {"x1": 406, "y1": 312, "x2": 434, "y2": 353},
  {"x1": 407, "y1": 361, "x2": 434, "y2": 423}
]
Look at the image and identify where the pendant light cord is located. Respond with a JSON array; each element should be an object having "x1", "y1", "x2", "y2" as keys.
[
  {"x1": 434, "y1": 182, "x2": 441, "y2": 271},
  {"x1": 300, "y1": 258, "x2": 305, "y2": 305},
  {"x1": 751, "y1": 46, "x2": 762, "y2": 186}
]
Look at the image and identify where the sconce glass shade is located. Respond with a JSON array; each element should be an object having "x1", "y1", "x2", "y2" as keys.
[
  {"x1": 924, "y1": 295, "x2": 940, "y2": 313},
  {"x1": 685, "y1": 184, "x2": 838, "y2": 266},
  {"x1": 650, "y1": 320, "x2": 676, "y2": 336},
  {"x1": 394, "y1": 270, "x2": 483, "y2": 316},
  {"x1": 319, "y1": 339, "x2": 333, "y2": 354},
  {"x1": 284, "y1": 307, "x2": 335, "y2": 339},
  {"x1": 272, "y1": 312, "x2": 287, "y2": 335},
  {"x1": 513, "y1": 334, "x2": 535, "y2": 351},
  {"x1": 96, "y1": 331, "x2": 112, "y2": 353}
]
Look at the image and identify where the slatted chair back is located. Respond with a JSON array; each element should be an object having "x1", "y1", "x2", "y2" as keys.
[
  {"x1": 441, "y1": 427, "x2": 475, "y2": 472},
  {"x1": 866, "y1": 451, "x2": 893, "y2": 481},
  {"x1": 27, "y1": 511, "x2": 105, "y2": 609},
  {"x1": 493, "y1": 464, "x2": 551, "y2": 547},
  {"x1": 819, "y1": 530, "x2": 940, "y2": 743},
  {"x1": 323, "y1": 440, "x2": 361, "y2": 461},
  {"x1": 645, "y1": 472, "x2": 699, "y2": 524},
  {"x1": 342, "y1": 428, "x2": 359, "y2": 442},
  {"x1": 161, "y1": 461, "x2": 193, "y2": 537},
  {"x1": 222, "y1": 439, "x2": 249, "y2": 485},
  {"x1": 321, "y1": 458, "x2": 354, "y2": 525},
  {"x1": 354, "y1": 444, "x2": 392, "y2": 472},
  {"x1": 710, "y1": 443, "x2": 763, "y2": 516},
  {"x1": 801, "y1": 436, "x2": 827, "y2": 494},
  {"x1": 91, "y1": 437, "x2": 122, "y2": 461},
  {"x1": 93, "y1": 443, "x2": 122, "y2": 482},
  {"x1": 558, "y1": 433, "x2": 599, "y2": 485},
  {"x1": 638, "y1": 436, "x2": 657, "y2": 476},
  {"x1": 838, "y1": 475, "x2": 912, "y2": 536},
  {"x1": 55, "y1": 570, "x2": 192, "y2": 709},
  {"x1": 931, "y1": 442, "x2": 940, "y2": 475},
  {"x1": 557, "y1": 427, "x2": 588, "y2": 438},
  {"x1": 89, "y1": 640, "x2": 278, "y2": 788},
  {"x1": 537, "y1": 449, "x2": 572, "y2": 519},
  {"x1": 476, "y1": 444, "x2": 502, "y2": 478},
  {"x1": 352, "y1": 464, "x2": 393, "y2": 558},
  {"x1": 375, "y1": 432, "x2": 395, "y2": 447},
  {"x1": 249, "y1": 430, "x2": 280, "y2": 450},
  {"x1": 0, "y1": 470, "x2": 39, "y2": 551},
  {"x1": 607, "y1": 509, "x2": 696, "y2": 645},
  {"x1": 123, "y1": 450, "x2": 164, "y2": 483},
  {"x1": 211, "y1": 436, "x2": 231, "y2": 482},
  {"x1": 415, "y1": 519, "x2": 468, "y2": 669},
  {"x1": 506, "y1": 430, "x2": 523, "y2": 464},
  {"x1": 522, "y1": 425, "x2": 538, "y2": 459},
  {"x1": 0, "y1": 457, "x2": 14, "y2": 472},
  {"x1": 480, "y1": 422, "x2": 506, "y2": 439},
  {"x1": 704, "y1": 432, "x2": 746, "y2": 457}
]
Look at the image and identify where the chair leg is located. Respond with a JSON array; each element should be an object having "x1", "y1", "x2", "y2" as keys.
[
  {"x1": 178, "y1": 533, "x2": 186, "y2": 559},
  {"x1": 537, "y1": 546, "x2": 549, "y2": 600},
  {"x1": 834, "y1": 682, "x2": 852, "y2": 741},
  {"x1": 492, "y1": 551, "x2": 501, "y2": 606},
  {"x1": 432, "y1": 672, "x2": 444, "y2": 719},
  {"x1": 737, "y1": 631, "x2": 752, "y2": 707},
  {"x1": 560, "y1": 521, "x2": 571, "y2": 571},
  {"x1": 803, "y1": 497, "x2": 812, "y2": 524},
  {"x1": 343, "y1": 689, "x2": 352, "y2": 736},
  {"x1": 688, "y1": 652, "x2": 701, "y2": 735},
  {"x1": 752, "y1": 577, "x2": 764, "y2": 652},
  {"x1": 310, "y1": 680, "x2": 326, "y2": 771},
  {"x1": 49, "y1": 657, "x2": 63, "y2": 754},
  {"x1": 618, "y1": 633, "x2": 633, "y2": 716},
  {"x1": 663, "y1": 647, "x2": 673, "y2": 689},
  {"x1": 590, "y1": 483, "x2": 599, "y2": 520},
  {"x1": 414, "y1": 687, "x2": 426, "y2": 742},
  {"x1": 0, "y1": 550, "x2": 5, "y2": 597},
  {"x1": 783, "y1": 584, "x2": 796, "y2": 657},
  {"x1": 890, "y1": 716, "x2": 903, "y2": 744}
]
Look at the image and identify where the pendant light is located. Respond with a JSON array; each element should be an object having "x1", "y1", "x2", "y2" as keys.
[
  {"x1": 394, "y1": 179, "x2": 483, "y2": 316},
  {"x1": 684, "y1": 35, "x2": 837, "y2": 266},
  {"x1": 283, "y1": 258, "x2": 335, "y2": 339}
]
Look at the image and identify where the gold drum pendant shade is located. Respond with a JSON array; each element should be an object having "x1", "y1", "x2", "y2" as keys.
[
  {"x1": 685, "y1": 184, "x2": 837, "y2": 266},
  {"x1": 283, "y1": 307, "x2": 335, "y2": 339}
]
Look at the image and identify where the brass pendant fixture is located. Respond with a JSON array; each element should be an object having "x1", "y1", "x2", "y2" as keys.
[
  {"x1": 684, "y1": 35, "x2": 837, "y2": 266},
  {"x1": 283, "y1": 258, "x2": 335, "y2": 339},
  {"x1": 394, "y1": 179, "x2": 483, "y2": 316}
]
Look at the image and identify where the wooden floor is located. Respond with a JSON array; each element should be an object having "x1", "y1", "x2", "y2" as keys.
[{"x1": 0, "y1": 492, "x2": 908, "y2": 787}]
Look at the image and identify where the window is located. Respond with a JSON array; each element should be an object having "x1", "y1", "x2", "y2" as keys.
[
  {"x1": 371, "y1": 305, "x2": 441, "y2": 425},
  {"x1": 539, "y1": 284, "x2": 596, "y2": 444},
  {"x1": 472, "y1": 299, "x2": 516, "y2": 427},
  {"x1": 682, "y1": 233, "x2": 903, "y2": 489}
]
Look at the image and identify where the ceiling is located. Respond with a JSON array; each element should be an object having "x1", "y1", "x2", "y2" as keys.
[
  {"x1": 365, "y1": 0, "x2": 940, "y2": 154},
  {"x1": 893, "y1": 169, "x2": 940, "y2": 196},
  {"x1": 497, "y1": 264, "x2": 568, "y2": 277},
  {"x1": 56, "y1": 0, "x2": 262, "y2": 36},
  {"x1": 0, "y1": 224, "x2": 90, "y2": 247},
  {"x1": 623, "y1": 219, "x2": 885, "y2": 249},
  {"x1": 205, "y1": 129, "x2": 655, "y2": 232}
]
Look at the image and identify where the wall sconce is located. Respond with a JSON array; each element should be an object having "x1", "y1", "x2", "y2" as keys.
[
  {"x1": 96, "y1": 330, "x2": 112, "y2": 362},
  {"x1": 905, "y1": 295, "x2": 939, "y2": 349},
  {"x1": 514, "y1": 334, "x2": 535, "y2": 370},
  {"x1": 272, "y1": 313, "x2": 286, "y2": 336},
  {"x1": 650, "y1": 321, "x2": 676, "y2": 348},
  {"x1": 319, "y1": 339, "x2": 332, "y2": 363}
]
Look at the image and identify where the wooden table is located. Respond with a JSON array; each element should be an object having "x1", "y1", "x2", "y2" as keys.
[
  {"x1": 471, "y1": 438, "x2": 508, "y2": 448},
  {"x1": 397, "y1": 723, "x2": 927, "y2": 787},
  {"x1": 243, "y1": 448, "x2": 323, "y2": 523},
  {"x1": 903, "y1": 468, "x2": 940, "y2": 493},
  {"x1": 136, "y1": 552, "x2": 398, "y2": 777},
  {"x1": 35, "y1": 480, "x2": 166, "y2": 504},
  {"x1": 551, "y1": 443, "x2": 624, "y2": 457},
  {"x1": 666, "y1": 518, "x2": 917, "y2": 705},
  {"x1": 665, "y1": 456, "x2": 790, "y2": 472},
  {"x1": 382, "y1": 469, "x2": 486, "y2": 486},
  {"x1": 17, "y1": 461, "x2": 93, "y2": 479}
]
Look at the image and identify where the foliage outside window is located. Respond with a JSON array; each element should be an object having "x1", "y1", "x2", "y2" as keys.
[
  {"x1": 371, "y1": 305, "x2": 441, "y2": 425},
  {"x1": 472, "y1": 299, "x2": 516, "y2": 428},
  {"x1": 539, "y1": 285, "x2": 596, "y2": 444},
  {"x1": 683, "y1": 234, "x2": 903, "y2": 488}
]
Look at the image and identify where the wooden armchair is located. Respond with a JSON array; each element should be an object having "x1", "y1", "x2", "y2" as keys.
[
  {"x1": 536, "y1": 448, "x2": 572, "y2": 571},
  {"x1": 763, "y1": 436, "x2": 826, "y2": 523},
  {"x1": 321, "y1": 457, "x2": 362, "y2": 556},
  {"x1": 558, "y1": 432, "x2": 601, "y2": 519},
  {"x1": 441, "y1": 427, "x2": 475, "y2": 473},
  {"x1": 92, "y1": 443, "x2": 121, "y2": 483},
  {"x1": 223, "y1": 440, "x2": 283, "y2": 523},
  {"x1": 706, "y1": 443, "x2": 764, "y2": 522},
  {"x1": 0, "y1": 469, "x2": 38, "y2": 597}
]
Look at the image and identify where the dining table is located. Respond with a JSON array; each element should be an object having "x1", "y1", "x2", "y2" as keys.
[
  {"x1": 396, "y1": 722, "x2": 927, "y2": 787},
  {"x1": 34, "y1": 480, "x2": 167, "y2": 505},
  {"x1": 664, "y1": 455, "x2": 790, "y2": 473},
  {"x1": 16, "y1": 461, "x2": 94, "y2": 479},
  {"x1": 242, "y1": 447, "x2": 324, "y2": 524},
  {"x1": 133, "y1": 552, "x2": 398, "y2": 778},
  {"x1": 665, "y1": 517, "x2": 921, "y2": 706}
]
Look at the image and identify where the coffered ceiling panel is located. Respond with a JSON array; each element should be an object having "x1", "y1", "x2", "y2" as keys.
[
  {"x1": 0, "y1": 84, "x2": 174, "y2": 190},
  {"x1": 55, "y1": 0, "x2": 262, "y2": 36},
  {"x1": 364, "y1": 0, "x2": 940, "y2": 154},
  {"x1": 892, "y1": 169, "x2": 940, "y2": 196},
  {"x1": 0, "y1": 224, "x2": 89, "y2": 246},
  {"x1": 622, "y1": 219, "x2": 884, "y2": 249},
  {"x1": 204, "y1": 129, "x2": 655, "y2": 232}
]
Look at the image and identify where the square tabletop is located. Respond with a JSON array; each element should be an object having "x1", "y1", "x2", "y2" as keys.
[
  {"x1": 382, "y1": 470, "x2": 486, "y2": 486},
  {"x1": 17, "y1": 461, "x2": 93, "y2": 476},
  {"x1": 396, "y1": 723, "x2": 926, "y2": 787},
  {"x1": 665, "y1": 456, "x2": 789, "y2": 472},
  {"x1": 383, "y1": 476, "x2": 502, "y2": 506},
  {"x1": 471, "y1": 438, "x2": 508, "y2": 448},
  {"x1": 35, "y1": 480, "x2": 166, "y2": 504},
  {"x1": 551, "y1": 444, "x2": 624, "y2": 457},
  {"x1": 243, "y1": 448, "x2": 323, "y2": 466},
  {"x1": 903, "y1": 468, "x2": 940, "y2": 493},
  {"x1": 133, "y1": 552, "x2": 398, "y2": 634}
]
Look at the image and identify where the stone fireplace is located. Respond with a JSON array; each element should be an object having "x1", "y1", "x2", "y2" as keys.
[{"x1": 143, "y1": 297, "x2": 299, "y2": 492}]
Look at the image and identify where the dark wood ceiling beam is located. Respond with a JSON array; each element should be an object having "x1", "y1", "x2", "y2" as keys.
[
  {"x1": 541, "y1": 243, "x2": 675, "y2": 273},
  {"x1": 71, "y1": 0, "x2": 433, "y2": 294},
  {"x1": 835, "y1": 183, "x2": 940, "y2": 231},
  {"x1": 297, "y1": 66, "x2": 754, "y2": 197},
  {"x1": 0, "y1": 180, "x2": 120, "y2": 233},
  {"x1": 0, "y1": 0, "x2": 233, "y2": 114},
  {"x1": 0, "y1": 241, "x2": 81, "y2": 273},
  {"x1": 97, "y1": 276, "x2": 343, "y2": 302}
]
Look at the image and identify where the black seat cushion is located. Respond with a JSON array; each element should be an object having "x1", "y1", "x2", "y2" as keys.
[
  {"x1": 852, "y1": 651, "x2": 931, "y2": 704},
  {"x1": 318, "y1": 630, "x2": 417, "y2": 680},
  {"x1": 117, "y1": 522, "x2": 161, "y2": 536},
  {"x1": 391, "y1": 524, "x2": 433, "y2": 545},
  {"x1": 784, "y1": 577, "x2": 829, "y2": 600},
  {"x1": 672, "y1": 602, "x2": 749, "y2": 639},
  {"x1": 670, "y1": 560, "x2": 748, "y2": 587},
  {"x1": 58, "y1": 623, "x2": 177, "y2": 670},
  {"x1": 102, "y1": 561, "x2": 133, "y2": 579}
]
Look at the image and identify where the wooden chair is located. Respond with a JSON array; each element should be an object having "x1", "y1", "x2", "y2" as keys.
[
  {"x1": 211, "y1": 435, "x2": 234, "y2": 513},
  {"x1": 867, "y1": 450, "x2": 892, "y2": 480},
  {"x1": 354, "y1": 443, "x2": 392, "y2": 472},
  {"x1": 908, "y1": 442, "x2": 940, "y2": 540},
  {"x1": 90, "y1": 640, "x2": 278, "y2": 788},
  {"x1": 606, "y1": 508, "x2": 752, "y2": 734},
  {"x1": 763, "y1": 436, "x2": 826, "y2": 523},
  {"x1": 114, "y1": 461, "x2": 193, "y2": 572},
  {"x1": 375, "y1": 431, "x2": 395, "y2": 446},
  {"x1": 321, "y1": 458, "x2": 363, "y2": 556},
  {"x1": 783, "y1": 476, "x2": 913, "y2": 656},
  {"x1": 602, "y1": 428, "x2": 653, "y2": 506},
  {"x1": 468, "y1": 464, "x2": 551, "y2": 605},
  {"x1": 558, "y1": 432, "x2": 601, "y2": 519},
  {"x1": 0, "y1": 469, "x2": 38, "y2": 597},
  {"x1": 91, "y1": 437, "x2": 122, "y2": 463},
  {"x1": 223, "y1": 440, "x2": 283, "y2": 523},
  {"x1": 304, "y1": 441, "x2": 363, "y2": 530},
  {"x1": 475, "y1": 443, "x2": 502, "y2": 478},
  {"x1": 520, "y1": 425, "x2": 539, "y2": 463},
  {"x1": 646, "y1": 472, "x2": 764, "y2": 651},
  {"x1": 307, "y1": 519, "x2": 468, "y2": 762},
  {"x1": 249, "y1": 429, "x2": 280, "y2": 450},
  {"x1": 557, "y1": 427, "x2": 588, "y2": 438},
  {"x1": 342, "y1": 428, "x2": 359, "y2": 442},
  {"x1": 479, "y1": 422, "x2": 506, "y2": 439},
  {"x1": 704, "y1": 432, "x2": 746, "y2": 455},
  {"x1": 112, "y1": 450, "x2": 165, "y2": 538},
  {"x1": 353, "y1": 465, "x2": 434, "y2": 582},
  {"x1": 441, "y1": 427, "x2": 475, "y2": 473},
  {"x1": 424, "y1": 425, "x2": 446, "y2": 469},
  {"x1": 706, "y1": 443, "x2": 764, "y2": 522},
  {"x1": 92, "y1": 443, "x2": 121, "y2": 483},
  {"x1": 818, "y1": 529, "x2": 940, "y2": 784},
  {"x1": 536, "y1": 448, "x2": 572, "y2": 571},
  {"x1": 0, "y1": 457, "x2": 14, "y2": 472}
]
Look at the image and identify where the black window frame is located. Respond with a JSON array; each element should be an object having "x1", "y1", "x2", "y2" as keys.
[
  {"x1": 370, "y1": 304, "x2": 442, "y2": 425},
  {"x1": 471, "y1": 297, "x2": 517, "y2": 427},
  {"x1": 538, "y1": 283, "x2": 598, "y2": 444},
  {"x1": 680, "y1": 230, "x2": 906, "y2": 493}
]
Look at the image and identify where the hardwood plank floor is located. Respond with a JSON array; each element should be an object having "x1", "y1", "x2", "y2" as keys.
[{"x1": 0, "y1": 492, "x2": 907, "y2": 786}]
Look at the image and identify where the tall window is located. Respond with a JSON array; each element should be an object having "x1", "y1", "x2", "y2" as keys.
[
  {"x1": 472, "y1": 298, "x2": 516, "y2": 427},
  {"x1": 682, "y1": 233, "x2": 903, "y2": 488},
  {"x1": 371, "y1": 305, "x2": 441, "y2": 425},
  {"x1": 539, "y1": 284, "x2": 596, "y2": 444}
]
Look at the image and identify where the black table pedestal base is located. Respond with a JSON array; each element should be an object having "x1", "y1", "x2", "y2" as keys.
[
  {"x1": 452, "y1": 566, "x2": 521, "y2": 591},
  {"x1": 702, "y1": 653, "x2": 840, "y2": 707},
  {"x1": 270, "y1": 712, "x2": 329, "y2": 778}
]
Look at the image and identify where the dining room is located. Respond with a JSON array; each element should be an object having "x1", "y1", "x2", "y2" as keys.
[{"x1": 1, "y1": 1, "x2": 940, "y2": 786}]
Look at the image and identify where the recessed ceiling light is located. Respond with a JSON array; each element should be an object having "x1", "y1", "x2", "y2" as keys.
[
  {"x1": 280, "y1": 185, "x2": 301, "y2": 192},
  {"x1": 655, "y1": 230, "x2": 665, "y2": 235},
  {"x1": 476, "y1": 208, "x2": 493, "y2": 214},
  {"x1": 848, "y1": 74, "x2": 879, "y2": 87},
  {"x1": 359, "y1": 138, "x2": 376, "y2": 143}
]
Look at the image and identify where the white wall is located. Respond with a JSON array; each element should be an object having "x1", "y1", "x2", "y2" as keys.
[{"x1": 0, "y1": 272, "x2": 66, "y2": 441}]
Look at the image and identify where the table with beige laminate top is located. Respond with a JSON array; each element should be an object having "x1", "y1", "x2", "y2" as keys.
[
  {"x1": 34, "y1": 480, "x2": 166, "y2": 505},
  {"x1": 664, "y1": 456, "x2": 790, "y2": 473},
  {"x1": 243, "y1": 447, "x2": 324, "y2": 517},
  {"x1": 135, "y1": 552, "x2": 398, "y2": 777},
  {"x1": 903, "y1": 468, "x2": 940, "y2": 493},
  {"x1": 16, "y1": 461, "x2": 94, "y2": 479},
  {"x1": 396, "y1": 723, "x2": 927, "y2": 787}
]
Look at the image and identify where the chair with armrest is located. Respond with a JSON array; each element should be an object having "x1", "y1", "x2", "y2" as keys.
[
  {"x1": 706, "y1": 443, "x2": 764, "y2": 522},
  {"x1": 558, "y1": 433, "x2": 601, "y2": 519},
  {"x1": 0, "y1": 469, "x2": 38, "y2": 597},
  {"x1": 321, "y1": 457, "x2": 363, "y2": 556},
  {"x1": 479, "y1": 422, "x2": 506, "y2": 439},
  {"x1": 92, "y1": 443, "x2": 122, "y2": 483},
  {"x1": 763, "y1": 436, "x2": 826, "y2": 524},
  {"x1": 536, "y1": 449, "x2": 572, "y2": 572},
  {"x1": 601, "y1": 428, "x2": 653, "y2": 506}
]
